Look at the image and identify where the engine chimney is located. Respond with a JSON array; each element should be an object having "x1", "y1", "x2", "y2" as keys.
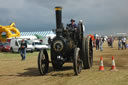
[{"x1": 55, "y1": 6, "x2": 62, "y2": 29}]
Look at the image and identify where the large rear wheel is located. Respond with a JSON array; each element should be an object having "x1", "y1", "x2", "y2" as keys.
[
  {"x1": 38, "y1": 49, "x2": 49, "y2": 75},
  {"x1": 73, "y1": 48, "x2": 82, "y2": 75},
  {"x1": 82, "y1": 36, "x2": 93, "y2": 69}
]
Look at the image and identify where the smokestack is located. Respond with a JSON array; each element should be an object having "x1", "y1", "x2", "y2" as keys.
[{"x1": 55, "y1": 6, "x2": 62, "y2": 29}]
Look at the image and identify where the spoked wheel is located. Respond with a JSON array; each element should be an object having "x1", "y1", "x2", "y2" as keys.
[
  {"x1": 73, "y1": 48, "x2": 82, "y2": 75},
  {"x1": 82, "y1": 36, "x2": 93, "y2": 69},
  {"x1": 38, "y1": 49, "x2": 49, "y2": 76}
]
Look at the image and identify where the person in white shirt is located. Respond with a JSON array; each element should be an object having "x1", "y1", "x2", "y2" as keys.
[{"x1": 99, "y1": 38, "x2": 103, "y2": 51}]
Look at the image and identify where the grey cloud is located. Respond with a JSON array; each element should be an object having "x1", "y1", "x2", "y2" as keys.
[
  {"x1": 25, "y1": 0, "x2": 68, "y2": 9},
  {"x1": 0, "y1": 8, "x2": 11, "y2": 24},
  {"x1": 0, "y1": 0, "x2": 128, "y2": 35},
  {"x1": 0, "y1": 0, "x2": 24, "y2": 8}
]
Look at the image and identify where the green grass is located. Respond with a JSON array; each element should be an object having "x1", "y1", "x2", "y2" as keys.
[
  {"x1": 0, "y1": 52, "x2": 39, "y2": 59},
  {"x1": 0, "y1": 49, "x2": 50, "y2": 59}
]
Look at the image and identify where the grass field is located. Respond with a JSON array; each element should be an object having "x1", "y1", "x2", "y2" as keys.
[{"x1": 0, "y1": 40, "x2": 128, "y2": 85}]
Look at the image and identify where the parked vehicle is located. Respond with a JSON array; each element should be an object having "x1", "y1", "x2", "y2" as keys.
[
  {"x1": 10, "y1": 38, "x2": 34, "y2": 53},
  {"x1": 0, "y1": 43, "x2": 3, "y2": 51},
  {"x1": 26, "y1": 40, "x2": 35, "y2": 52},
  {"x1": 32, "y1": 40, "x2": 48, "y2": 51},
  {"x1": 0, "y1": 42, "x2": 11, "y2": 52}
]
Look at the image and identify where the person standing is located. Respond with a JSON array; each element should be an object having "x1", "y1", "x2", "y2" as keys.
[
  {"x1": 118, "y1": 39, "x2": 122, "y2": 50},
  {"x1": 96, "y1": 37, "x2": 99, "y2": 50},
  {"x1": 110, "y1": 37, "x2": 114, "y2": 48},
  {"x1": 122, "y1": 37, "x2": 127, "y2": 50},
  {"x1": 99, "y1": 38, "x2": 103, "y2": 51},
  {"x1": 20, "y1": 39, "x2": 27, "y2": 60},
  {"x1": 107, "y1": 38, "x2": 110, "y2": 46}
]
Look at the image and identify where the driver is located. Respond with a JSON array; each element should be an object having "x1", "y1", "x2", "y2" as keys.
[
  {"x1": 68, "y1": 19, "x2": 77, "y2": 30},
  {"x1": 67, "y1": 19, "x2": 78, "y2": 41}
]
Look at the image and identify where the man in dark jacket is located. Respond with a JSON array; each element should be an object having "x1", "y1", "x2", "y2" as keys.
[
  {"x1": 20, "y1": 39, "x2": 27, "y2": 60},
  {"x1": 67, "y1": 19, "x2": 78, "y2": 40},
  {"x1": 68, "y1": 19, "x2": 77, "y2": 29},
  {"x1": 96, "y1": 37, "x2": 99, "y2": 50}
]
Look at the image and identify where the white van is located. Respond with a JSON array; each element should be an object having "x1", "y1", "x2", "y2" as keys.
[
  {"x1": 32, "y1": 40, "x2": 48, "y2": 51},
  {"x1": 10, "y1": 38, "x2": 34, "y2": 53}
]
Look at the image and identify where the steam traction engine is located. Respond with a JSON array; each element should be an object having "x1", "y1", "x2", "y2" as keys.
[{"x1": 38, "y1": 7, "x2": 93, "y2": 75}]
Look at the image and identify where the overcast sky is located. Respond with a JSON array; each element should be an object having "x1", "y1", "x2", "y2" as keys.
[{"x1": 0, "y1": 0, "x2": 128, "y2": 35}]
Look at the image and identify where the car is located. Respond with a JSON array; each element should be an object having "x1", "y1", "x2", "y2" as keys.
[
  {"x1": 26, "y1": 40, "x2": 35, "y2": 52},
  {"x1": 10, "y1": 38, "x2": 34, "y2": 53},
  {"x1": 0, "y1": 43, "x2": 3, "y2": 51},
  {"x1": 32, "y1": 40, "x2": 48, "y2": 51},
  {"x1": 0, "y1": 42, "x2": 11, "y2": 52}
]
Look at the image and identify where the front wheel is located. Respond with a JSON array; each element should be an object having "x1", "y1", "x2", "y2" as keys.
[
  {"x1": 38, "y1": 49, "x2": 49, "y2": 76},
  {"x1": 73, "y1": 48, "x2": 82, "y2": 75}
]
